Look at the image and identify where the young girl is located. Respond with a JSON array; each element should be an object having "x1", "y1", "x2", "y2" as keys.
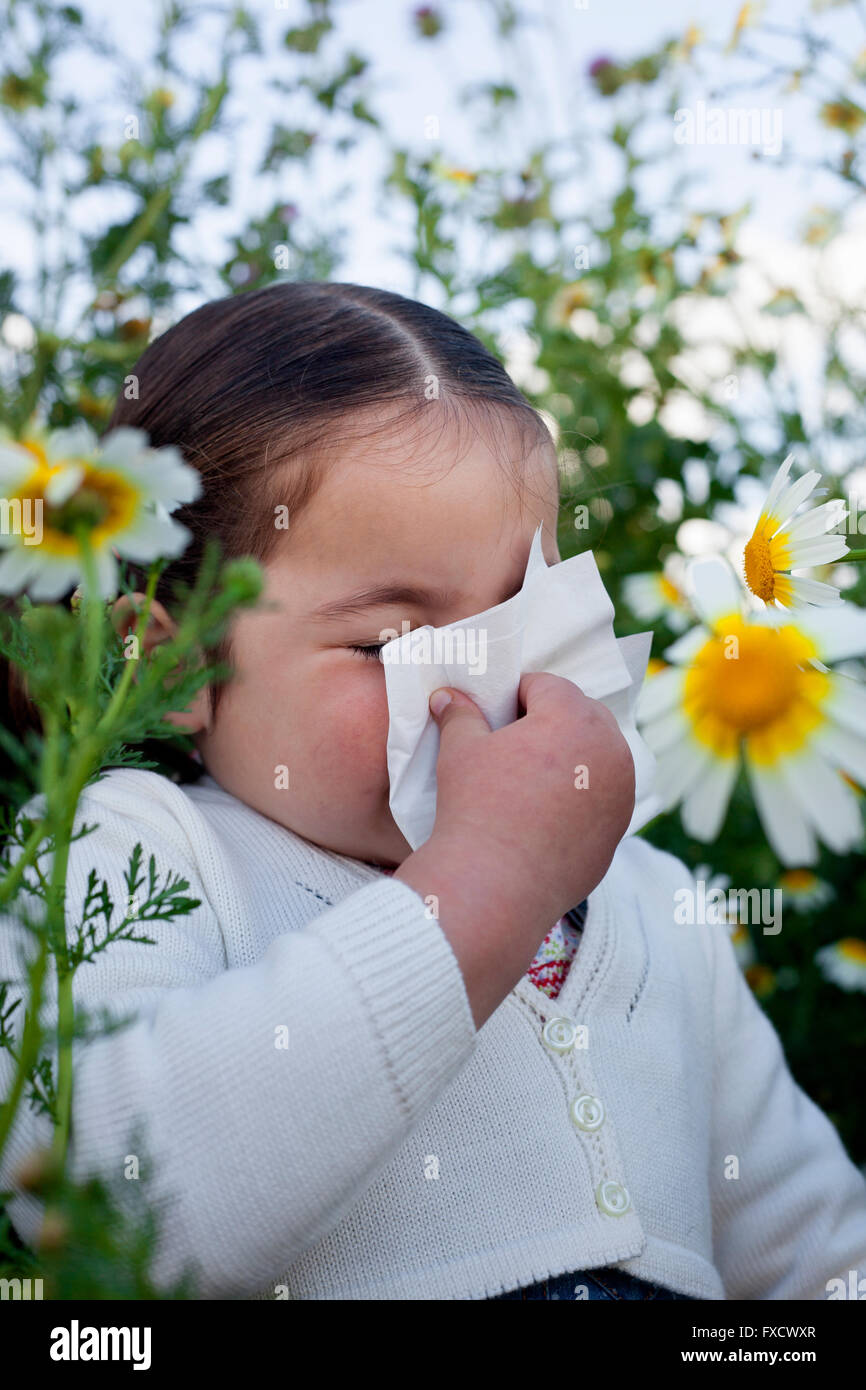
[{"x1": 2, "y1": 281, "x2": 866, "y2": 1301}]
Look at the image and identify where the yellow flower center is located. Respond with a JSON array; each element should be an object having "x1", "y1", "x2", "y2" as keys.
[
  {"x1": 553, "y1": 284, "x2": 591, "y2": 319},
  {"x1": 15, "y1": 447, "x2": 140, "y2": 556},
  {"x1": 683, "y1": 617, "x2": 828, "y2": 763},
  {"x1": 779, "y1": 869, "x2": 817, "y2": 891},
  {"x1": 838, "y1": 938, "x2": 866, "y2": 964},
  {"x1": 659, "y1": 576, "x2": 681, "y2": 604},
  {"x1": 745, "y1": 964, "x2": 775, "y2": 997},
  {"x1": 743, "y1": 517, "x2": 791, "y2": 601},
  {"x1": 743, "y1": 532, "x2": 775, "y2": 601}
]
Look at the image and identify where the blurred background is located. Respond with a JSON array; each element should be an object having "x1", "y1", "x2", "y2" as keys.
[{"x1": 1, "y1": 0, "x2": 864, "y2": 1161}]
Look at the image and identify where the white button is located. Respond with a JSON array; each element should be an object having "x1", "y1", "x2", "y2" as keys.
[
  {"x1": 542, "y1": 1016, "x2": 579, "y2": 1054},
  {"x1": 570, "y1": 1093, "x2": 605, "y2": 1131},
  {"x1": 596, "y1": 1180, "x2": 631, "y2": 1216}
]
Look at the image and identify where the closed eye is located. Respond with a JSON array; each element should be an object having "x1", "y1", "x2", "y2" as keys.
[{"x1": 348, "y1": 643, "x2": 386, "y2": 661}]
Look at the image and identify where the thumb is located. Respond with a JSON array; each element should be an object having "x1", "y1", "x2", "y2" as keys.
[{"x1": 429, "y1": 686, "x2": 491, "y2": 745}]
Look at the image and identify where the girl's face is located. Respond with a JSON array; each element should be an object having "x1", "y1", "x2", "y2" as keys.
[{"x1": 189, "y1": 416, "x2": 561, "y2": 868}]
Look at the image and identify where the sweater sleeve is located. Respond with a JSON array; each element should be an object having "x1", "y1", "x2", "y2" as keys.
[
  {"x1": 0, "y1": 786, "x2": 478, "y2": 1299},
  {"x1": 705, "y1": 899, "x2": 866, "y2": 1301}
]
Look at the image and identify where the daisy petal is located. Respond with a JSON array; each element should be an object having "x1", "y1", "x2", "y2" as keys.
[
  {"x1": 812, "y1": 722, "x2": 866, "y2": 787},
  {"x1": 116, "y1": 513, "x2": 192, "y2": 562},
  {"x1": 652, "y1": 735, "x2": 713, "y2": 809},
  {"x1": 97, "y1": 427, "x2": 151, "y2": 468},
  {"x1": 28, "y1": 558, "x2": 82, "y2": 602},
  {"x1": 745, "y1": 759, "x2": 818, "y2": 865},
  {"x1": 825, "y1": 678, "x2": 866, "y2": 735},
  {"x1": 686, "y1": 556, "x2": 742, "y2": 629},
  {"x1": 663, "y1": 625, "x2": 708, "y2": 665},
  {"x1": 780, "y1": 749, "x2": 863, "y2": 855},
  {"x1": 794, "y1": 604, "x2": 866, "y2": 661},
  {"x1": 776, "y1": 575, "x2": 842, "y2": 607},
  {"x1": 47, "y1": 421, "x2": 98, "y2": 461},
  {"x1": 0, "y1": 444, "x2": 33, "y2": 488},
  {"x1": 769, "y1": 470, "x2": 822, "y2": 529},
  {"x1": 785, "y1": 500, "x2": 848, "y2": 541},
  {"x1": 787, "y1": 537, "x2": 849, "y2": 565},
  {"x1": 640, "y1": 704, "x2": 689, "y2": 755},
  {"x1": 43, "y1": 464, "x2": 84, "y2": 506},
  {"x1": 635, "y1": 666, "x2": 686, "y2": 723},
  {"x1": 759, "y1": 455, "x2": 794, "y2": 521},
  {"x1": 680, "y1": 755, "x2": 739, "y2": 840},
  {"x1": 0, "y1": 546, "x2": 41, "y2": 592}
]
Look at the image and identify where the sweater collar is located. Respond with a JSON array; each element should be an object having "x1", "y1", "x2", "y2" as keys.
[{"x1": 194, "y1": 772, "x2": 393, "y2": 890}]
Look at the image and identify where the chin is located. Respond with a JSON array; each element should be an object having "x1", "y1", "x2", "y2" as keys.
[
  {"x1": 299, "y1": 799, "x2": 413, "y2": 871},
  {"x1": 360, "y1": 829, "x2": 412, "y2": 872}
]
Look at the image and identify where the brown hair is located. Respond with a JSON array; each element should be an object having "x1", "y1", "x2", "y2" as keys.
[{"x1": 0, "y1": 281, "x2": 555, "y2": 798}]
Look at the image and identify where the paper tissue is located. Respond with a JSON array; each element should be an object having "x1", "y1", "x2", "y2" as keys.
[{"x1": 381, "y1": 522, "x2": 661, "y2": 851}]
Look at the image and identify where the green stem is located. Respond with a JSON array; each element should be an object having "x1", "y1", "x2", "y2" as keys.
[
  {"x1": 72, "y1": 67, "x2": 230, "y2": 338},
  {"x1": 0, "y1": 937, "x2": 49, "y2": 1175},
  {"x1": 0, "y1": 714, "x2": 62, "y2": 1174},
  {"x1": 96, "y1": 185, "x2": 172, "y2": 292},
  {"x1": 0, "y1": 698, "x2": 65, "y2": 908},
  {"x1": 47, "y1": 808, "x2": 76, "y2": 1171},
  {"x1": 97, "y1": 561, "x2": 160, "y2": 741},
  {"x1": 14, "y1": 336, "x2": 57, "y2": 435},
  {"x1": 73, "y1": 532, "x2": 102, "y2": 710},
  {"x1": 845, "y1": 549, "x2": 866, "y2": 561},
  {"x1": 44, "y1": 534, "x2": 111, "y2": 1167},
  {"x1": 0, "y1": 819, "x2": 49, "y2": 910}
]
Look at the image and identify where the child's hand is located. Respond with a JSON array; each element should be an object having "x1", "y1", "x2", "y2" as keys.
[{"x1": 394, "y1": 672, "x2": 636, "y2": 1029}]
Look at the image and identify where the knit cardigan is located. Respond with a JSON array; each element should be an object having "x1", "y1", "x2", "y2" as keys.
[{"x1": 2, "y1": 766, "x2": 865, "y2": 1301}]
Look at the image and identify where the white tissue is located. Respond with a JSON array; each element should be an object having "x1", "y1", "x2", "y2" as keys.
[{"x1": 381, "y1": 522, "x2": 662, "y2": 851}]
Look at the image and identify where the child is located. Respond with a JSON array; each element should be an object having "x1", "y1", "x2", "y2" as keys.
[{"x1": 2, "y1": 281, "x2": 866, "y2": 1301}]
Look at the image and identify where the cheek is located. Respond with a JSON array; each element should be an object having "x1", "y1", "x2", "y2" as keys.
[{"x1": 309, "y1": 666, "x2": 390, "y2": 788}]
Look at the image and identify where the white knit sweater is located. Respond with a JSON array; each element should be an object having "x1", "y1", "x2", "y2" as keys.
[{"x1": 2, "y1": 766, "x2": 865, "y2": 1301}]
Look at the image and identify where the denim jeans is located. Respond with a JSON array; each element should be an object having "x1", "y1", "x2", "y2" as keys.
[{"x1": 488, "y1": 1265, "x2": 697, "y2": 1300}]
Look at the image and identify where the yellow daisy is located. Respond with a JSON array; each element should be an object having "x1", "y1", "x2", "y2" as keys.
[
  {"x1": 0, "y1": 420, "x2": 200, "y2": 601},
  {"x1": 743, "y1": 454, "x2": 849, "y2": 608},
  {"x1": 636, "y1": 555, "x2": 866, "y2": 865}
]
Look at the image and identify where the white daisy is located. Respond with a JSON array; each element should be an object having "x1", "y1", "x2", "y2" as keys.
[
  {"x1": 623, "y1": 555, "x2": 693, "y2": 632},
  {"x1": 815, "y1": 939, "x2": 866, "y2": 992},
  {"x1": 743, "y1": 454, "x2": 849, "y2": 608},
  {"x1": 0, "y1": 420, "x2": 200, "y2": 601},
  {"x1": 776, "y1": 868, "x2": 835, "y2": 913},
  {"x1": 636, "y1": 554, "x2": 866, "y2": 865}
]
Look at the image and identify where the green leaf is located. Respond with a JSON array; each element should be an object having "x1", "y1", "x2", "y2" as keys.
[{"x1": 283, "y1": 19, "x2": 333, "y2": 53}]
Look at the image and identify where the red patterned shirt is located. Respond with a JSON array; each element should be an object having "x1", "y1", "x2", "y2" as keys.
[{"x1": 372, "y1": 862, "x2": 586, "y2": 1001}]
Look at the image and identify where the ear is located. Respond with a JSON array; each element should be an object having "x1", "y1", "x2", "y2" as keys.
[{"x1": 110, "y1": 593, "x2": 212, "y2": 733}]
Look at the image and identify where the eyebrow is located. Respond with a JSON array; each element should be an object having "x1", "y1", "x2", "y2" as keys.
[{"x1": 311, "y1": 576, "x2": 524, "y2": 622}]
